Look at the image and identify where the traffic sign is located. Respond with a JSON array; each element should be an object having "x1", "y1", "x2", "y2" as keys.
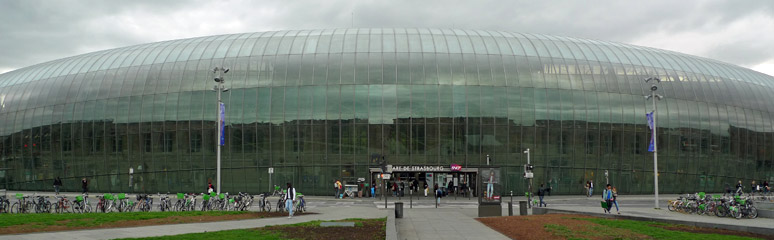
[{"x1": 268, "y1": 167, "x2": 274, "y2": 174}]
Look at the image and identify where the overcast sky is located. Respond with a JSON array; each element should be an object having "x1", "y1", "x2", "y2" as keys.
[{"x1": 1, "y1": 0, "x2": 773, "y2": 77}]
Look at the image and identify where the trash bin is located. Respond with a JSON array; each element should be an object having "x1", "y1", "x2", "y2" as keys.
[
  {"x1": 395, "y1": 202, "x2": 404, "y2": 218},
  {"x1": 519, "y1": 201, "x2": 528, "y2": 216},
  {"x1": 508, "y1": 201, "x2": 513, "y2": 216}
]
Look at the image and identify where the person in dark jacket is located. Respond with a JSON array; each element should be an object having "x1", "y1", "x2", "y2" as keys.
[
  {"x1": 53, "y1": 177, "x2": 62, "y2": 195},
  {"x1": 537, "y1": 183, "x2": 547, "y2": 207},
  {"x1": 81, "y1": 178, "x2": 88, "y2": 194}
]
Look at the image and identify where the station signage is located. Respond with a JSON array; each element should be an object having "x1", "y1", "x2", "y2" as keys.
[
  {"x1": 450, "y1": 164, "x2": 462, "y2": 171},
  {"x1": 391, "y1": 165, "x2": 445, "y2": 172}
]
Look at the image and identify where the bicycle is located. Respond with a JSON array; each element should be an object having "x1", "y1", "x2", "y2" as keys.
[
  {"x1": 34, "y1": 194, "x2": 52, "y2": 213},
  {"x1": 294, "y1": 193, "x2": 306, "y2": 213},
  {"x1": 11, "y1": 194, "x2": 33, "y2": 214},
  {"x1": 0, "y1": 195, "x2": 10, "y2": 214},
  {"x1": 136, "y1": 194, "x2": 152, "y2": 212},
  {"x1": 272, "y1": 185, "x2": 283, "y2": 197},
  {"x1": 53, "y1": 195, "x2": 72, "y2": 213},
  {"x1": 72, "y1": 193, "x2": 92, "y2": 213},
  {"x1": 158, "y1": 193, "x2": 172, "y2": 212},
  {"x1": 257, "y1": 193, "x2": 271, "y2": 212}
]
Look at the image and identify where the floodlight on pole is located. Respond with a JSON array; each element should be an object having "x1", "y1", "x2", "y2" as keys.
[{"x1": 644, "y1": 77, "x2": 663, "y2": 209}]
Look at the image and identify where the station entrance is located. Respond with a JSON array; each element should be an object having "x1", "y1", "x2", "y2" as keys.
[{"x1": 369, "y1": 165, "x2": 478, "y2": 198}]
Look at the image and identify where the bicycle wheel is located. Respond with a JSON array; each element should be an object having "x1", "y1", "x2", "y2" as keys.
[
  {"x1": 84, "y1": 204, "x2": 92, "y2": 213},
  {"x1": 174, "y1": 201, "x2": 182, "y2": 212},
  {"x1": 667, "y1": 201, "x2": 675, "y2": 211},
  {"x1": 72, "y1": 202, "x2": 82, "y2": 214},
  {"x1": 11, "y1": 202, "x2": 19, "y2": 214},
  {"x1": 747, "y1": 206, "x2": 758, "y2": 219},
  {"x1": 715, "y1": 205, "x2": 727, "y2": 217}
]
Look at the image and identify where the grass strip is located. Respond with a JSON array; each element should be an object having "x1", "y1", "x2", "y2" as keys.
[
  {"x1": 0, "y1": 211, "x2": 252, "y2": 228},
  {"x1": 119, "y1": 218, "x2": 387, "y2": 240},
  {"x1": 584, "y1": 218, "x2": 761, "y2": 240}
]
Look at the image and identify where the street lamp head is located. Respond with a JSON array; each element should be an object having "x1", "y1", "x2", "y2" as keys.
[
  {"x1": 644, "y1": 77, "x2": 661, "y2": 83},
  {"x1": 222, "y1": 88, "x2": 230, "y2": 92},
  {"x1": 644, "y1": 95, "x2": 651, "y2": 100},
  {"x1": 656, "y1": 94, "x2": 664, "y2": 100},
  {"x1": 650, "y1": 85, "x2": 658, "y2": 91},
  {"x1": 214, "y1": 77, "x2": 224, "y2": 83},
  {"x1": 223, "y1": 68, "x2": 229, "y2": 73}
]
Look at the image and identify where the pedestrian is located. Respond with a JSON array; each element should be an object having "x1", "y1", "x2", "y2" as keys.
[
  {"x1": 751, "y1": 181, "x2": 757, "y2": 193},
  {"x1": 334, "y1": 179, "x2": 340, "y2": 199},
  {"x1": 537, "y1": 183, "x2": 547, "y2": 207},
  {"x1": 765, "y1": 181, "x2": 770, "y2": 193},
  {"x1": 81, "y1": 178, "x2": 88, "y2": 194},
  {"x1": 612, "y1": 186, "x2": 620, "y2": 214},
  {"x1": 53, "y1": 177, "x2": 62, "y2": 195},
  {"x1": 589, "y1": 180, "x2": 594, "y2": 197},
  {"x1": 424, "y1": 181, "x2": 429, "y2": 197},
  {"x1": 207, "y1": 180, "x2": 214, "y2": 193},
  {"x1": 285, "y1": 182, "x2": 296, "y2": 218},
  {"x1": 460, "y1": 180, "x2": 467, "y2": 196},
  {"x1": 435, "y1": 184, "x2": 442, "y2": 206},
  {"x1": 448, "y1": 179, "x2": 455, "y2": 195},
  {"x1": 371, "y1": 180, "x2": 376, "y2": 198},
  {"x1": 736, "y1": 180, "x2": 743, "y2": 196},
  {"x1": 584, "y1": 181, "x2": 590, "y2": 197},
  {"x1": 392, "y1": 182, "x2": 398, "y2": 197},
  {"x1": 602, "y1": 184, "x2": 612, "y2": 213}
]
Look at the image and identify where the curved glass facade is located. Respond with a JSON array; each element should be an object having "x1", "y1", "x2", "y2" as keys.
[{"x1": 0, "y1": 28, "x2": 772, "y2": 195}]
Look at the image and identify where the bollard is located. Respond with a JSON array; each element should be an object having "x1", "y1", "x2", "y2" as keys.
[
  {"x1": 519, "y1": 201, "x2": 528, "y2": 216},
  {"x1": 508, "y1": 201, "x2": 513, "y2": 216},
  {"x1": 395, "y1": 202, "x2": 404, "y2": 218}
]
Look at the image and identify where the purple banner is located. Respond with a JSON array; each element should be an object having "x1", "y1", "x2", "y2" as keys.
[
  {"x1": 219, "y1": 102, "x2": 225, "y2": 146},
  {"x1": 646, "y1": 111, "x2": 654, "y2": 152}
]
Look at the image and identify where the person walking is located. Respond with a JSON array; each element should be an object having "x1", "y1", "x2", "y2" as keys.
[
  {"x1": 81, "y1": 178, "x2": 89, "y2": 194},
  {"x1": 285, "y1": 182, "x2": 296, "y2": 218},
  {"x1": 736, "y1": 180, "x2": 744, "y2": 196},
  {"x1": 371, "y1": 180, "x2": 376, "y2": 198},
  {"x1": 424, "y1": 181, "x2": 429, "y2": 197},
  {"x1": 537, "y1": 183, "x2": 547, "y2": 207},
  {"x1": 334, "y1": 179, "x2": 340, "y2": 199},
  {"x1": 53, "y1": 177, "x2": 62, "y2": 195},
  {"x1": 611, "y1": 186, "x2": 620, "y2": 214},
  {"x1": 435, "y1": 184, "x2": 442, "y2": 206},
  {"x1": 207, "y1": 180, "x2": 214, "y2": 193},
  {"x1": 588, "y1": 180, "x2": 594, "y2": 197},
  {"x1": 764, "y1": 181, "x2": 770, "y2": 193},
  {"x1": 602, "y1": 184, "x2": 613, "y2": 213},
  {"x1": 584, "y1": 181, "x2": 590, "y2": 197}
]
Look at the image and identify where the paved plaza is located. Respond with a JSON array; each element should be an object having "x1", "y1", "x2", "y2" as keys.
[{"x1": 2, "y1": 190, "x2": 774, "y2": 239}]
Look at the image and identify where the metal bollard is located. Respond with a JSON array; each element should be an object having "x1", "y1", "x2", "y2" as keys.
[
  {"x1": 508, "y1": 201, "x2": 513, "y2": 216},
  {"x1": 395, "y1": 202, "x2": 404, "y2": 218},
  {"x1": 519, "y1": 201, "x2": 528, "y2": 215}
]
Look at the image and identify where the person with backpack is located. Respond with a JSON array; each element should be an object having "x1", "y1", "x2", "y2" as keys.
[
  {"x1": 537, "y1": 183, "x2": 547, "y2": 207},
  {"x1": 602, "y1": 184, "x2": 613, "y2": 213}
]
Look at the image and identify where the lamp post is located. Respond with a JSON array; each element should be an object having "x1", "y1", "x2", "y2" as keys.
[
  {"x1": 644, "y1": 77, "x2": 663, "y2": 209},
  {"x1": 213, "y1": 67, "x2": 229, "y2": 194}
]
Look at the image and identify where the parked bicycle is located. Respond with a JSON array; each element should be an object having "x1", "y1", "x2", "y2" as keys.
[
  {"x1": 158, "y1": 193, "x2": 172, "y2": 212},
  {"x1": 0, "y1": 195, "x2": 10, "y2": 214},
  {"x1": 11, "y1": 194, "x2": 33, "y2": 214},
  {"x1": 72, "y1": 193, "x2": 92, "y2": 213},
  {"x1": 34, "y1": 194, "x2": 52, "y2": 213},
  {"x1": 53, "y1": 195, "x2": 72, "y2": 213},
  {"x1": 257, "y1": 193, "x2": 271, "y2": 212}
]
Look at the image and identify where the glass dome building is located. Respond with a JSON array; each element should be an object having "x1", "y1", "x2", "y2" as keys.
[{"x1": 0, "y1": 28, "x2": 772, "y2": 195}]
